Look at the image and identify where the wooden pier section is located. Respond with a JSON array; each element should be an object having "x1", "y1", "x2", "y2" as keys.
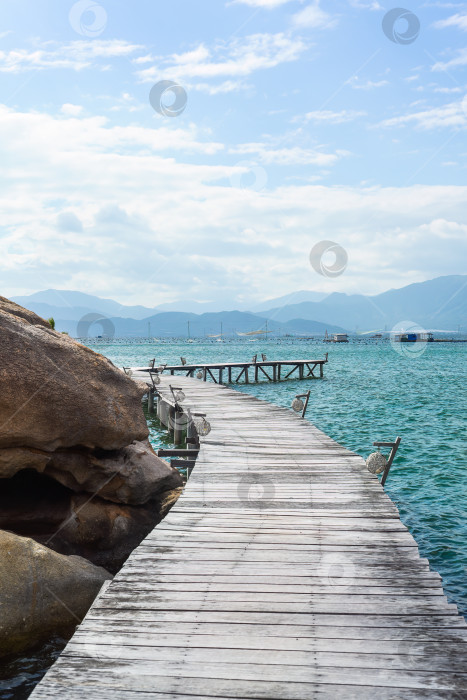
[
  {"x1": 31, "y1": 375, "x2": 467, "y2": 699},
  {"x1": 156, "y1": 355, "x2": 328, "y2": 384}
]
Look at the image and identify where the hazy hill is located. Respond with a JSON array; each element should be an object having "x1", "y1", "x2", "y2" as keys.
[
  {"x1": 258, "y1": 276, "x2": 467, "y2": 331},
  {"x1": 11, "y1": 290, "x2": 157, "y2": 321},
  {"x1": 49, "y1": 311, "x2": 344, "y2": 338},
  {"x1": 10, "y1": 275, "x2": 466, "y2": 336}
]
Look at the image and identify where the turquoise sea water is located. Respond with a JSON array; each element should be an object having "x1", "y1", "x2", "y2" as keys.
[
  {"x1": 97, "y1": 338, "x2": 467, "y2": 619},
  {"x1": 2, "y1": 338, "x2": 465, "y2": 699}
]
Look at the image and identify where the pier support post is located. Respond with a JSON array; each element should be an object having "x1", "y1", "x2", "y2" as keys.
[
  {"x1": 158, "y1": 399, "x2": 169, "y2": 427},
  {"x1": 168, "y1": 405, "x2": 175, "y2": 436},
  {"x1": 320, "y1": 363, "x2": 324, "y2": 378},
  {"x1": 173, "y1": 412, "x2": 183, "y2": 445},
  {"x1": 148, "y1": 387, "x2": 155, "y2": 414}
]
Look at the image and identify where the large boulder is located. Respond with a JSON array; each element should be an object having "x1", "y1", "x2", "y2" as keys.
[
  {"x1": 0, "y1": 439, "x2": 181, "y2": 505},
  {"x1": 0, "y1": 469, "x2": 182, "y2": 573},
  {"x1": 0, "y1": 529, "x2": 111, "y2": 658},
  {"x1": 0, "y1": 296, "x2": 183, "y2": 569},
  {"x1": 0, "y1": 299, "x2": 148, "y2": 451}
]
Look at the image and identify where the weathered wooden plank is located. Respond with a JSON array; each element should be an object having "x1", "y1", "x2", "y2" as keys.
[
  {"x1": 71, "y1": 619, "x2": 467, "y2": 641},
  {"x1": 28, "y1": 681, "x2": 467, "y2": 700},
  {"x1": 85, "y1": 608, "x2": 467, "y2": 628},
  {"x1": 35, "y1": 657, "x2": 467, "y2": 692},
  {"x1": 62, "y1": 642, "x2": 467, "y2": 674}
]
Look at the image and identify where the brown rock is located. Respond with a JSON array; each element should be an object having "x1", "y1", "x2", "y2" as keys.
[
  {"x1": 0, "y1": 301, "x2": 148, "y2": 451},
  {"x1": 0, "y1": 440, "x2": 182, "y2": 506},
  {"x1": 0, "y1": 296, "x2": 50, "y2": 329},
  {"x1": 0, "y1": 529, "x2": 111, "y2": 658},
  {"x1": 45, "y1": 490, "x2": 183, "y2": 572},
  {"x1": 45, "y1": 440, "x2": 182, "y2": 505}
]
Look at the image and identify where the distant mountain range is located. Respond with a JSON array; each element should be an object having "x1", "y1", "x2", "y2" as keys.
[
  {"x1": 10, "y1": 275, "x2": 466, "y2": 337},
  {"x1": 257, "y1": 276, "x2": 466, "y2": 332},
  {"x1": 10, "y1": 289, "x2": 329, "y2": 318}
]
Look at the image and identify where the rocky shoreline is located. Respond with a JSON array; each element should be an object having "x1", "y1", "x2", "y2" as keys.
[{"x1": 0, "y1": 297, "x2": 182, "y2": 658}]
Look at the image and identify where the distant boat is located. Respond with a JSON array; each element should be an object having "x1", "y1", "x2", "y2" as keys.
[
  {"x1": 332, "y1": 334, "x2": 349, "y2": 343},
  {"x1": 237, "y1": 330, "x2": 273, "y2": 336}
]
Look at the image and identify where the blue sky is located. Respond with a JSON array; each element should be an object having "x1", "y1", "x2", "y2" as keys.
[{"x1": 0, "y1": 0, "x2": 466, "y2": 308}]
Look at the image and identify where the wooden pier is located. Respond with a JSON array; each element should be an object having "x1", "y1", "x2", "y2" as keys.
[
  {"x1": 150, "y1": 354, "x2": 329, "y2": 384},
  {"x1": 31, "y1": 375, "x2": 467, "y2": 699}
]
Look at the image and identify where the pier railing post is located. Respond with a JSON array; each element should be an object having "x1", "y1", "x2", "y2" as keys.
[{"x1": 380, "y1": 436, "x2": 402, "y2": 487}]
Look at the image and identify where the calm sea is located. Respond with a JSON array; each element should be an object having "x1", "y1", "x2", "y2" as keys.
[{"x1": 2, "y1": 338, "x2": 465, "y2": 699}]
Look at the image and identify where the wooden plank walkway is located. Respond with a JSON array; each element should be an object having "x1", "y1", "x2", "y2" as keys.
[
  {"x1": 30, "y1": 376, "x2": 467, "y2": 699},
  {"x1": 133, "y1": 355, "x2": 328, "y2": 384}
]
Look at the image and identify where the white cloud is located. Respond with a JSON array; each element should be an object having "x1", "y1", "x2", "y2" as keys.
[
  {"x1": 348, "y1": 77, "x2": 389, "y2": 90},
  {"x1": 433, "y1": 13, "x2": 467, "y2": 31},
  {"x1": 347, "y1": 0, "x2": 382, "y2": 8},
  {"x1": 294, "y1": 109, "x2": 366, "y2": 124},
  {"x1": 292, "y1": 2, "x2": 337, "y2": 28},
  {"x1": 0, "y1": 40, "x2": 143, "y2": 73},
  {"x1": 1, "y1": 106, "x2": 465, "y2": 304},
  {"x1": 135, "y1": 33, "x2": 306, "y2": 86},
  {"x1": 432, "y1": 49, "x2": 467, "y2": 71},
  {"x1": 61, "y1": 104, "x2": 84, "y2": 116},
  {"x1": 379, "y1": 100, "x2": 467, "y2": 130},
  {"x1": 230, "y1": 0, "x2": 294, "y2": 7},
  {"x1": 433, "y1": 86, "x2": 463, "y2": 94},
  {"x1": 230, "y1": 141, "x2": 349, "y2": 166}
]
